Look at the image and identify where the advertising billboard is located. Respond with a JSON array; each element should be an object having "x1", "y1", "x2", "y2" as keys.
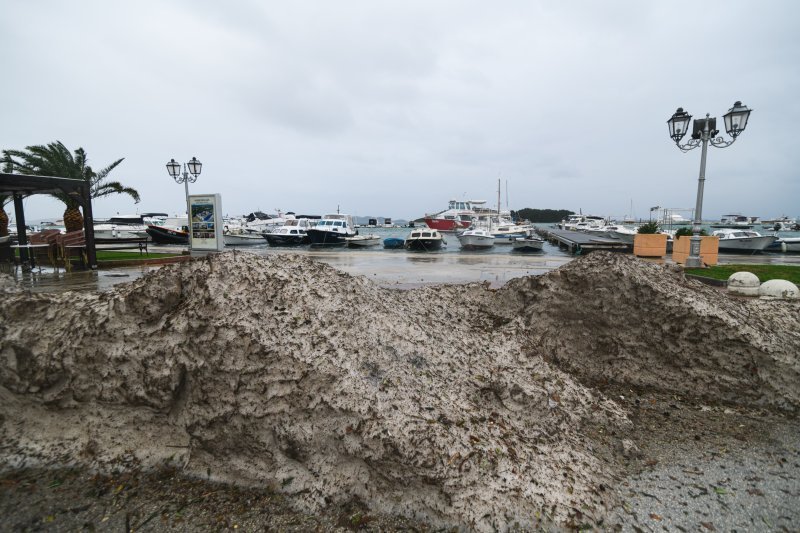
[{"x1": 188, "y1": 193, "x2": 224, "y2": 252}]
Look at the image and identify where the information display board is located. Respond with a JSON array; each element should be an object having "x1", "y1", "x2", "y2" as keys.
[{"x1": 188, "y1": 193, "x2": 224, "y2": 252}]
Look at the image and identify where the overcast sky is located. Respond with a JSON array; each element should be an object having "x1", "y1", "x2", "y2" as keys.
[{"x1": 2, "y1": 0, "x2": 798, "y2": 222}]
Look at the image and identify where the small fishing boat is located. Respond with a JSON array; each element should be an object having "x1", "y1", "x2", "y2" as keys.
[
  {"x1": 307, "y1": 213, "x2": 357, "y2": 246},
  {"x1": 146, "y1": 216, "x2": 189, "y2": 244},
  {"x1": 405, "y1": 229, "x2": 446, "y2": 251},
  {"x1": 223, "y1": 231, "x2": 265, "y2": 246},
  {"x1": 345, "y1": 234, "x2": 381, "y2": 247},
  {"x1": 264, "y1": 218, "x2": 313, "y2": 246},
  {"x1": 457, "y1": 228, "x2": 495, "y2": 250},
  {"x1": 511, "y1": 236, "x2": 545, "y2": 252},
  {"x1": 383, "y1": 237, "x2": 405, "y2": 249}
]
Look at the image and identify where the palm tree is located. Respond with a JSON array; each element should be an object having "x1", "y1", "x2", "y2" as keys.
[{"x1": 2, "y1": 141, "x2": 140, "y2": 232}]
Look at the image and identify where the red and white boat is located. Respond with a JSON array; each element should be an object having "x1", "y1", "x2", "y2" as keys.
[{"x1": 423, "y1": 199, "x2": 489, "y2": 232}]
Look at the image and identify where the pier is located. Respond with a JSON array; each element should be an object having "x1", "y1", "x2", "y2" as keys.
[{"x1": 535, "y1": 227, "x2": 631, "y2": 255}]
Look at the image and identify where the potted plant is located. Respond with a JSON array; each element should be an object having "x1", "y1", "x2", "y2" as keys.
[
  {"x1": 672, "y1": 227, "x2": 719, "y2": 266},
  {"x1": 633, "y1": 221, "x2": 668, "y2": 257}
]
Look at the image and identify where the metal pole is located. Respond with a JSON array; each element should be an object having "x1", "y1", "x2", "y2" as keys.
[
  {"x1": 184, "y1": 166, "x2": 192, "y2": 251},
  {"x1": 686, "y1": 117, "x2": 710, "y2": 268}
]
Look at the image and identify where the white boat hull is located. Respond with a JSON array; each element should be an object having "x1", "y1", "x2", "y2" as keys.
[
  {"x1": 224, "y1": 233, "x2": 266, "y2": 246},
  {"x1": 717, "y1": 235, "x2": 778, "y2": 252},
  {"x1": 776, "y1": 237, "x2": 800, "y2": 253},
  {"x1": 458, "y1": 235, "x2": 495, "y2": 249},
  {"x1": 345, "y1": 235, "x2": 381, "y2": 247},
  {"x1": 94, "y1": 226, "x2": 149, "y2": 240},
  {"x1": 511, "y1": 237, "x2": 544, "y2": 251}
]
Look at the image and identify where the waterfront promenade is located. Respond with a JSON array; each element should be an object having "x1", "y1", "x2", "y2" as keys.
[{"x1": 3, "y1": 240, "x2": 800, "y2": 294}]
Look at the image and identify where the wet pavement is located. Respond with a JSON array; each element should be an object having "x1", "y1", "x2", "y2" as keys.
[{"x1": 2, "y1": 239, "x2": 799, "y2": 294}]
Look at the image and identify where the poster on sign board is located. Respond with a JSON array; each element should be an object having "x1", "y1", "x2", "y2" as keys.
[{"x1": 189, "y1": 194, "x2": 224, "y2": 251}]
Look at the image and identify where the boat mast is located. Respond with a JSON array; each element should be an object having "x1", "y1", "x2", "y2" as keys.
[{"x1": 497, "y1": 178, "x2": 501, "y2": 218}]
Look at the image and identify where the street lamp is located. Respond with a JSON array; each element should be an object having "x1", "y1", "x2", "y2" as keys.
[
  {"x1": 667, "y1": 101, "x2": 752, "y2": 267},
  {"x1": 166, "y1": 157, "x2": 202, "y2": 247}
]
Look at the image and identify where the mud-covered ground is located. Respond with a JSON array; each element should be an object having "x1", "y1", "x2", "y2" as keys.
[{"x1": 1, "y1": 251, "x2": 798, "y2": 531}]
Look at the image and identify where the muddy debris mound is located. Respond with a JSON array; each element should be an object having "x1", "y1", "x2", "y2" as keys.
[
  {"x1": 1, "y1": 251, "x2": 798, "y2": 530},
  {"x1": 498, "y1": 252, "x2": 800, "y2": 410}
]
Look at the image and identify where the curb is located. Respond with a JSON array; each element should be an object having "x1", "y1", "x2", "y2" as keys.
[
  {"x1": 685, "y1": 273, "x2": 728, "y2": 287},
  {"x1": 97, "y1": 255, "x2": 191, "y2": 269}
]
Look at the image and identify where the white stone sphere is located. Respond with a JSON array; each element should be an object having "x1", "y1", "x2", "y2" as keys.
[
  {"x1": 758, "y1": 279, "x2": 799, "y2": 299},
  {"x1": 727, "y1": 272, "x2": 761, "y2": 296}
]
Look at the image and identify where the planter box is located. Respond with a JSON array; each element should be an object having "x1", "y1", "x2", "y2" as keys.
[
  {"x1": 633, "y1": 233, "x2": 668, "y2": 257},
  {"x1": 672, "y1": 235, "x2": 719, "y2": 266}
]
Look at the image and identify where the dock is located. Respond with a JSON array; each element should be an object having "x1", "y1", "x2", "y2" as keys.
[{"x1": 535, "y1": 227, "x2": 631, "y2": 255}]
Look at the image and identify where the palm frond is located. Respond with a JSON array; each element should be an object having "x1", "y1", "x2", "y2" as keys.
[{"x1": 2, "y1": 141, "x2": 139, "y2": 207}]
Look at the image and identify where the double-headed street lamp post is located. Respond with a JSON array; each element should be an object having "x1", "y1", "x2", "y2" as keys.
[
  {"x1": 166, "y1": 157, "x2": 202, "y2": 249},
  {"x1": 667, "y1": 101, "x2": 752, "y2": 268}
]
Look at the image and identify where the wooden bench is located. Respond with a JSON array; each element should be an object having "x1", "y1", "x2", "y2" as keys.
[
  {"x1": 95, "y1": 237, "x2": 149, "y2": 255},
  {"x1": 61, "y1": 233, "x2": 151, "y2": 269}
]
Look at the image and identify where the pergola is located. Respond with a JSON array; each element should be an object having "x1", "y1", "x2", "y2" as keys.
[{"x1": 0, "y1": 173, "x2": 97, "y2": 268}]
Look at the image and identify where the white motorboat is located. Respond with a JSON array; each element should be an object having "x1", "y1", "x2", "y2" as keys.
[
  {"x1": 559, "y1": 214, "x2": 607, "y2": 231},
  {"x1": 345, "y1": 234, "x2": 381, "y2": 247},
  {"x1": 457, "y1": 228, "x2": 495, "y2": 250},
  {"x1": 769, "y1": 237, "x2": 800, "y2": 253},
  {"x1": 93, "y1": 215, "x2": 149, "y2": 241},
  {"x1": 511, "y1": 237, "x2": 545, "y2": 252},
  {"x1": 711, "y1": 214, "x2": 759, "y2": 229},
  {"x1": 489, "y1": 218, "x2": 530, "y2": 244},
  {"x1": 405, "y1": 228, "x2": 446, "y2": 251},
  {"x1": 711, "y1": 228, "x2": 778, "y2": 253},
  {"x1": 223, "y1": 230, "x2": 266, "y2": 246},
  {"x1": 264, "y1": 217, "x2": 313, "y2": 246},
  {"x1": 604, "y1": 225, "x2": 638, "y2": 244},
  {"x1": 761, "y1": 216, "x2": 800, "y2": 231}
]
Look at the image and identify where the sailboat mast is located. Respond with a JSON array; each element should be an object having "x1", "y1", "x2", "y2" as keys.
[{"x1": 497, "y1": 178, "x2": 501, "y2": 217}]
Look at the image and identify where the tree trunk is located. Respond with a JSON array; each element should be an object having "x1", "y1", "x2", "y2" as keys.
[
  {"x1": 0, "y1": 208, "x2": 8, "y2": 237},
  {"x1": 63, "y1": 206, "x2": 84, "y2": 233}
]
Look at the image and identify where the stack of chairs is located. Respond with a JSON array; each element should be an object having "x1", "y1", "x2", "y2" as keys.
[
  {"x1": 27, "y1": 229, "x2": 61, "y2": 267},
  {"x1": 55, "y1": 230, "x2": 87, "y2": 270}
]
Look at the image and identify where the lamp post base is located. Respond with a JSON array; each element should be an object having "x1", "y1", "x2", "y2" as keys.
[{"x1": 684, "y1": 256, "x2": 703, "y2": 268}]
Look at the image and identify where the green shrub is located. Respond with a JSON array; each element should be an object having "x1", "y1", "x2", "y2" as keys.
[
  {"x1": 675, "y1": 227, "x2": 708, "y2": 237},
  {"x1": 636, "y1": 221, "x2": 660, "y2": 234}
]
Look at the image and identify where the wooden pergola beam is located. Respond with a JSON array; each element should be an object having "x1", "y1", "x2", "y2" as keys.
[{"x1": 0, "y1": 173, "x2": 97, "y2": 269}]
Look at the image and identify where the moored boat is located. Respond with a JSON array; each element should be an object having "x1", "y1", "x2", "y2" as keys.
[
  {"x1": 457, "y1": 228, "x2": 495, "y2": 250},
  {"x1": 511, "y1": 236, "x2": 545, "y2": 252},
  {"x1": 306, "y1": 213, "x2": 357, "y2": 246},
  {"x1": 223, "y1": 231, "x2": 265, "y2": 246},
  {"x1": 423, "y1": 199, "x2": 489, "y2": 232},
  {"x1": 345, "y1": 234, "x2": 381, "y2": 247},
  {"x1": 94, "y1": 214, "x2": 150, "y2": 241},
  {"x1": 405, "y1": 229, "x2": 446, "y2": 251},
  {"x1": 711, "y1": 214, "x2": 759, "y2": 229},
  {"x1": 146, "y1": 225, "x2": 188, "y2": 244},
  {"x1": 264, "y1": 217, "x2": 313, "y2": 246},
  {"x1": 711, "y1": 228, "x2": 778, "y2": 253},
  {"x1": 383, "y1": 237, "x2": 405, "y2": 249},
  {"x1": 146, "y1": 216, "x2": 189, "y2": 244},
  {"x1": 768, "y1": 237, "x2": 800, "y2": 253}
]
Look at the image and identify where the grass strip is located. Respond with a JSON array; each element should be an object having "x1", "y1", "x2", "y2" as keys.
[
  {"x1": 685, "y1": 264, "x2": 800, "y2": 285},
  {"x1": 96, "y1": 251, "x2": 182, "y2": 261}
]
